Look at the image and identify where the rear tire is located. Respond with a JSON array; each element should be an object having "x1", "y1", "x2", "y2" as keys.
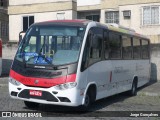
[
  {"x1": 128, "y1": 80, "x2": 137, "y2": 96},
  {"x1": 24, "y1": 101, "x2": 39, "y2": 109}
]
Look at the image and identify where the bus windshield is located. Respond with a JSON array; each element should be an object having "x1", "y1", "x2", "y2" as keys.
[{"x1": 15, "y1": 25, "x2": 85, "y2": 66}]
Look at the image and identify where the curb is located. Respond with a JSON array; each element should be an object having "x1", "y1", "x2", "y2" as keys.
[{"x1": 138, "y1": 92, "x2": 160, "y2": 97}]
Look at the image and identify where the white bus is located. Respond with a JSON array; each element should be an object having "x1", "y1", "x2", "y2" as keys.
[{"x1": 9, "y1": 20, "x2": 150, "y2": 110}]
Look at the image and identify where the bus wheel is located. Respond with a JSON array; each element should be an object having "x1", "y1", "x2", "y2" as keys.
[
  {"x1": 24, "y1": 101, "x2": 39, "y2": 109},
  {"x1": 129, "y1": 80, "x2": 137, "y2": 96},
  {"x1": 79, "y1": 91, "x2": 92, "y2": 111}
]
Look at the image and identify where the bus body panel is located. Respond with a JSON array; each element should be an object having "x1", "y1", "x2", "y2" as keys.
[{"x1": 79, "y1": 59, "x2": 150, "y2": 101}]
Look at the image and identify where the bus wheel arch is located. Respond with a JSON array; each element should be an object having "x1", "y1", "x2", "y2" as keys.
[{"x1": 87, "y1": 84, "x2": 97, "y2": 103}]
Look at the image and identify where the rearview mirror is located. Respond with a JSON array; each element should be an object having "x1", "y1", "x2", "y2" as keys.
[{"x1": 19, "y1": 31, "x2": 25, "y2": 45}]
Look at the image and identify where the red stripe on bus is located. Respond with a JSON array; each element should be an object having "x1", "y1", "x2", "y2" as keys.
[
  {"x1": 0, "y1": 40, "x2": 2, "y2": 57},
  {"x1": 9, "y1": 69, "x2": 76, "y2": 88}
]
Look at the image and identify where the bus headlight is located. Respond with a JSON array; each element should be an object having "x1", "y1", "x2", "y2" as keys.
[
  {"x1": 55, "y1": 82, "x2": 77, "y2": 90},
  {"x1": 9, "y1": 77, "x2": 21, "y2": 86}
]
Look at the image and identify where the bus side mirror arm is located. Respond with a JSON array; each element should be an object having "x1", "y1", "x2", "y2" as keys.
[{"x1": 19, "y1": 31, "x2": 25, "y2": 45}]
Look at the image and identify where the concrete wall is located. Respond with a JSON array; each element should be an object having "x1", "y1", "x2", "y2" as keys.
[
  {"x1": 9, "y1": 0, "x2": 76, "y2": 5},
  {"x1": 77, "y1": 0, "x2": 101, "y2": 6},
  {"x1": 150, "y1": 44, "x2": 160, "y2": 81},
  {"x1": 8, "y1": 1, "x2": 77, "y2": 15},
  {"x1": 101, "y1": 0, "x2": 160, "y2": 9}
]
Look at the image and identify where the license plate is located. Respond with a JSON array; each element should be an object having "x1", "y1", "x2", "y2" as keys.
[{"x1": 29, "y1": 90, "x2": 42, "y2": 97}]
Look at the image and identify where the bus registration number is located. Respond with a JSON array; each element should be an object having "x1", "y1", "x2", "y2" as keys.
[{"x1": 29, "y1": 90, "x2": 42, "y2": 97}]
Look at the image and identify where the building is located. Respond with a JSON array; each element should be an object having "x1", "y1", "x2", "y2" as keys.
[
  {"x1": 8, "y1": 0, "x2": 77, "y2": 42},
  {"x1": 77, "y1": 0, "x2": 160, "y2": 44},
  {"x1": 0, "y1": 0, "x2": 9, "y2": 43},
  {"x1": 109, "y1": 0, "x2": 160, "y2": 44},
  {"x1": 8, "y1": 0, "x2": 160, "y2": 44},
  {"x1": 77, "y1": 0, "x2": 101, "y2": 22}
]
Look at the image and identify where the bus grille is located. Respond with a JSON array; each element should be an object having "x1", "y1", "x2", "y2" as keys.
[{"x1": 18, "y1": 89, "x2": 59, "y2": 102}]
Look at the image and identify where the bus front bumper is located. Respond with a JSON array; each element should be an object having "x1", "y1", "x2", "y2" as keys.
[{"x1": 9, "y1": 82, "x2": 84, "y2": 107}]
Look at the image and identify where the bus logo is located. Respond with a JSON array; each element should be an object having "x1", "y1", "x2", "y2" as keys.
[{"x1": 34, "y1": 80, "x2": 39, "y2": 84}]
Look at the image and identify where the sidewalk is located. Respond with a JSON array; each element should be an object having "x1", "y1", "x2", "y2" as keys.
[{"x1": 138, "y1": 81, "x2": 160, "y2": 97}]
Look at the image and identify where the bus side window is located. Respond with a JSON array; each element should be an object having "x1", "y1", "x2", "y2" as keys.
[
  {"x1": 109, "y1": 32, "x2": 121, "y2": 59},
  {"x1": 89, "y1": 27, "x2": 103, "y2": 65},
  {"x1": 122, "y1": 35, "x2": 132, "y2": 59},
  {"x1": 141, "y1": 39, "x2": 149, "y2": 59},
  {"x1": 133, "y1": 38, "x2": 141, "y2": 59}
]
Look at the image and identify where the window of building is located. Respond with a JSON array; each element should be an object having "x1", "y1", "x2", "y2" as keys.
[
  {"x1": 1, "y1": 22, "x2": 8, "y2": 37},
  {"x1": 0, "y1": 0, "x2": 3, "y2": 6},
  {"x1": 133, "y1": 38, "x2": 141, "y2": 59},
  {"x1": 105, "y1": 11, "x2": 119, "y2": 24},
  {"x1": 143, "y1": 6, "x2": 159, "y2": 25},
  {"x1": 122, "y1": 36, "x2": 132, "y2": 59},
  {"x1": 123, "y1": 10, "x2": 131, "y2": 19},
  {"x1": 109, "y1": 32, "x2": 121, "y2": 59},
  {"x1": 86, "y1": 15, "x2": 100, "y2": 22},
  {"x1": 89, "y1": 27, "x2": 103, "y2": 65},
  {"x1": 141, "y1": 40, "x2": 149, "y2": 59},
  {"x1": 23, "y1": 16, "x2": 34, "y2": 32}
]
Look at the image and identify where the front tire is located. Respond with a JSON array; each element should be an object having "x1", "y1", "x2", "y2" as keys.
[
  {"x1": 24, "y1": 101, "x2": 39, "y2": 109},
  {"x1": 79, "y1": 91, "x2": 92, "y2": 111}
]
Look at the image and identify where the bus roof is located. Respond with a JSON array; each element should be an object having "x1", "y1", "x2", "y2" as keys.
[
  {"x1": 104, "y1": 24, "x2": 149, "y2": 39},
  {"x1": 33, "y1": 19, "x2": 149, "y2": 40},
  {"x1": 34, "y1": 19, "x2": 91, "y2": 27}
]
